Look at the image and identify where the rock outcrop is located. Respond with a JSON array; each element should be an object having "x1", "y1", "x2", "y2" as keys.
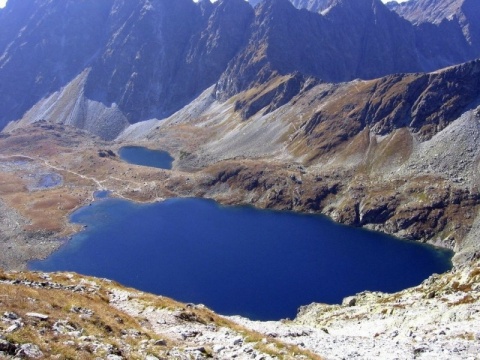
[
  {"x1": 0, "y1": 270, "x2": 320, "y2": 360},
  {"x1": 289, "y1": 0, "x2": 330, "y2": 12},
  {"x1": 251, "y1": 0, "x2": 331, "y2": 12}
]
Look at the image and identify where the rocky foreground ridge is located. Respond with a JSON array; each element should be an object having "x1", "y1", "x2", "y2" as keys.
[{"x1": 0, "y1": 260, "x2": 479, "y2": 359}]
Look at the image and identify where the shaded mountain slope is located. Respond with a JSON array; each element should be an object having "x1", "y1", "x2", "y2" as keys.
[
  {"x1": 216, "y1": 0, "x2": 479, "y2": 101},
  {"x1": 84, "y1": 0, "x2": 253, "y2": 124},
  {"x1": 0, "y1": 0, "x2": 114, "y2": 129},
  {"x1": 216, "y1": 0, "x2": 420, "y2": 98},
  {"x1": 1, "y1": 0, "x2": 480, "y2": 138},
  {"x1": 389, "y1": 0, "x2": 479, "y2": 29},
  {"x1": 0, "y1": 0, "x2": 253, "y2": 132},
  {"x1": 389, "y1": 0, "x2": 480, "y2": 63}
]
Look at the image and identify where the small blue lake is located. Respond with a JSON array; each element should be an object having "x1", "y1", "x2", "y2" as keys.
[
  {"x1": 30, "y1": 197, "x2": 452, "y2": 321},
  {"x1": 119, "y1": 146, "x2": 173, "y2": 169}
]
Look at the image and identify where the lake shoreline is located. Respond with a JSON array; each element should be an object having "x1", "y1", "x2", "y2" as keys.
[{"x1": 30, "y1": 196, "x2": 453, "y2": 321}]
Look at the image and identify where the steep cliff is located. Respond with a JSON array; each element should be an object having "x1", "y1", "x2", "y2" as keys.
[
  {"x1": 0, "y1": 0, "x2": 253, "y2": 134},
  {"x1": 216, "y1": 0, "x2": 479, "y2": 100},
  {"x1": 0, "y1": 0, "x2": 113, "y2": 129},
  {"x1": 84, "y1": 0, "x2": 253, "y2": 124},
  {"x1": 389, "y1": 0, "x2": 480, "y2": 67}
]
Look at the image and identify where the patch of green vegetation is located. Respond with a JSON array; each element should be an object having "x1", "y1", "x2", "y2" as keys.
[{"x1": 414, "y1": 191, "x2": 429, "y2": 203}]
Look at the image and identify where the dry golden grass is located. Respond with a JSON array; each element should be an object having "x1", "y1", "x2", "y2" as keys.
[
  {"x1": 0, "y1": 173, "x2": 27, "y2": 194},
  {"x1": 0, "y1": 272, "x2": 171, "y2": 359},
  {"x1": 3, "y1": 188, "x2": 84, "y2": 233},
  {"x1": 0, "y1": 270, "x2": 325, "y2": 360},
  {"x1": 467, "y1": 267, "x2": 480, "y2": 280}
]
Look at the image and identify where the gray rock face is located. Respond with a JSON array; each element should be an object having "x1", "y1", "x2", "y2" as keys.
[
  {"x1": 290, "y1": 0, "x2": 330, "y2": 12},
  {"x1": 216, "y1": 0, "x2": 480, "y2": 101},
  {"x1": 0, "y1": 0, "x2": 253, "y2": 131},
  {"x1": 389, "y1": 0, "x2": 480, "y2": 63},
  {"x1": 389, "y1": 0, "x2": 477, "y2": 26},
  {"x1": 250, "y1": 0, "x2": 330, "y2": 11},
  {"x1": 0, "y1": 0, "x2": 113, "y2": 129},
  {"x1": 85, "y1": 0, "x2": 253, "y2": 124},
  {"x1": 17, "y1": 343, "x2": 43, "y2": 359},
  {"x1": 0, "y1": 339, "x2": 17, "y2": 356}
]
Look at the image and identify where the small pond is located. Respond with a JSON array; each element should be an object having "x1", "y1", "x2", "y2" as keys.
[
  {"x1": 119, "y1": 146, "x2": 173, "y2": 170},
  {"x1": 30, "y1": 197, "x2": 452, "y2": 321}
]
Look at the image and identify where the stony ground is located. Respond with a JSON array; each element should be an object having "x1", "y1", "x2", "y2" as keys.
[
  {"x1": 0, "y1": 261, "x2": 479, "y2": 359},
  {"x1": 0, "y1": 270, "x2": 320, "y2": 360},
  {"x1": 234, "y1": 259, "x2": 480, "y2": 360}
]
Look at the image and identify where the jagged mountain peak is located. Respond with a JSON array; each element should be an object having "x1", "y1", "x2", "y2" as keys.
[
  {"x1": 255, "y1": 0, "x2": 296, "y2": 11},
  {"x1": 390, "y1": 0, "x2": 480, "y2": 51},
  {"x1": 388, "y1": 0, "x2": 466, "y2": 24},
  {"x1": 249, "y1": 0, "x2": 330, "y2": 12},
  {"x1": 323, "y1": 0, "x2": 390, "y2": 15},
  {"x1": 290, "y1": 0, "x2": 330, "y2": 12},
  {"x1": 196, "y1": 0, "x2": 215, "y2": 17}
]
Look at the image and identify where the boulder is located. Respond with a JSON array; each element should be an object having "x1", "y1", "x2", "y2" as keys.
[
  {"x1": 25, "y1": 312, "x2": 49, "y2": 321},
  {"x1": 342, "y1": 296, "x2": 357, "y2": 307},
  {"x1": 16, "y1": 343, "x2": 43, "y2": 359}
]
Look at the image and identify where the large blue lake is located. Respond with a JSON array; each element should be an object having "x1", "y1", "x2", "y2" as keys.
[{"x1": 30, "y1": 197, "x2": 452, "y2": 320}]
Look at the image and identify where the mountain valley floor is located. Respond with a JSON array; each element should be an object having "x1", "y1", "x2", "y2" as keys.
[{"x1": 0, "y1": 121, "x2": 479, "y2": 359}]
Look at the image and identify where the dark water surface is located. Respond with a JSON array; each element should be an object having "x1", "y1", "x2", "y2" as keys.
[
  {"x1": 30, "y1": 197, "x2": 452, "y2": 320},
  {"x1": 119, "y1": 146, "x2": 173, "y2": 169}
]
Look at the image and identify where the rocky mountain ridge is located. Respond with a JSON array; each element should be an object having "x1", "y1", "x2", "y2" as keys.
[
  {"x1": 249, "y1": 0, "x2": 330, "y2": 12},
  {"x1": 389, "y1": 0, "x2": 480, "y2": 56},
  {"x1": 1, "y1": 0, "x2": 480, "y2": 139}
]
